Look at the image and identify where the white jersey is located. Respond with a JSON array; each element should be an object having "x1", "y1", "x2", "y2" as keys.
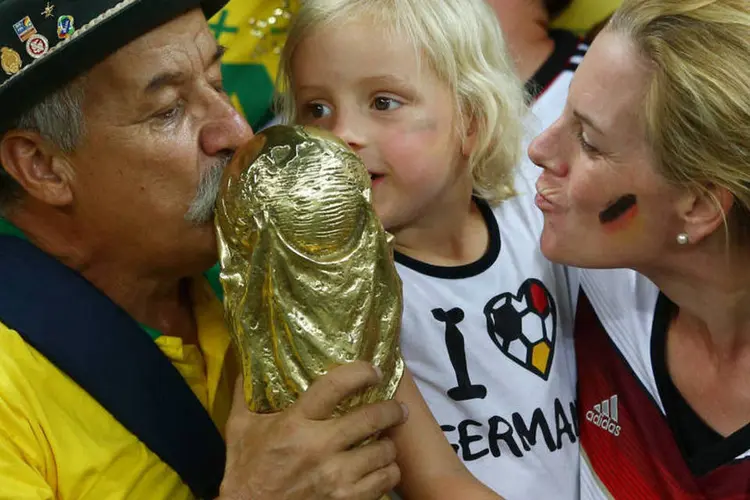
[
  {"x1": 525, "y1": 30, "x2": 588, "y2": 135},
  {"x1": 577, "y1": 269, "x2": 750, "y2": 499},
  {"x1": 395, "y1": 31, "x2": 587, "y2": 499},
  {"x1": 397, "y1": 191, "x2": 578, "y2": 499}
]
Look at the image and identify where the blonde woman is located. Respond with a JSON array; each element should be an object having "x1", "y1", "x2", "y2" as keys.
[
  {"x1": 529, "y1": 0, "x2": 750, "y2": 497},
  {"x1": 277, "y1": 0, "x2": 580, "y2": 497}
]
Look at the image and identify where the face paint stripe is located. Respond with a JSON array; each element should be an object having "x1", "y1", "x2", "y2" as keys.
[{"x1": 599, "y1": 194, "x2": 637, "y2": 224}]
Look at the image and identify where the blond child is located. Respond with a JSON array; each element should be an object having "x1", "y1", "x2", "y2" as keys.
[{"x1": 276, "y1": 0, "x2": 580, "y2": 497}]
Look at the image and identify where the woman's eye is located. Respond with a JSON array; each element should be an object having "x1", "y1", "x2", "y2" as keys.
[{"x1": 576, "y1": 129, "x2": 598, "y2": 155}]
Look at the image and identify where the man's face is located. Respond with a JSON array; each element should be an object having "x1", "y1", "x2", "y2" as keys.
[
  {"x1": 67, "y1": 9, "x2": 252, "y2": 273},
  {"x1": 484, "y1": 0, "x2": 547, "y2": 26}
]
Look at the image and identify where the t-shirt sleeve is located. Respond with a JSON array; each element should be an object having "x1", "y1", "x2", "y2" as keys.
[
  {"x1": 0, "y1": 326, "x2": 54, "y2": 500},
  {"x1": 0, "y1": 397, "x2": 54, "y2": 499}
]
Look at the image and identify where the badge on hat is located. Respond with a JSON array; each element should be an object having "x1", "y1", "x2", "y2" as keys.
[
  {"x1": 57, "y1": 15, "x2": 75, "y2": 40},
  {"x1": 1, "y1": 47, "x2": 22, "y2": 76},
  {"x1": 42, "y1": 3, "x2": 55, "y2": 19},
  {"x1": 13, "y1": 16, "x2": 37, "y2": 43},
  {"x1": 26, "y1": 33, "x2": 49, "y2": 59}
]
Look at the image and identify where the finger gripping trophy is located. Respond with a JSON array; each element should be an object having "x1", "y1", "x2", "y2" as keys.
[{"x1": 215, "y1": 124, "x2": 404, "y2": 417}]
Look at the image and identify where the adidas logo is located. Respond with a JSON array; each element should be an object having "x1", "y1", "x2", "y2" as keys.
[{"x1": 585, "y1": 395, "x2": 621, "y2": 437}]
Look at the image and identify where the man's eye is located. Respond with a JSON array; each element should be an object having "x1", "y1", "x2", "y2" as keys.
[{"x1": 153, "y1": 101, "x2": 184, "y2": 123}]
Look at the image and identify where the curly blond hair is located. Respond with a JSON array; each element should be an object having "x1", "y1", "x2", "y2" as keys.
[{"x1": 275, "y1": 0, "x2": 528, "y2": 205}]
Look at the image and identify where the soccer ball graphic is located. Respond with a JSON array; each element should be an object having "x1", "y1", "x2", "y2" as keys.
[{"x1": 483, "y1": 279, "x2": 557, "y2": 380}]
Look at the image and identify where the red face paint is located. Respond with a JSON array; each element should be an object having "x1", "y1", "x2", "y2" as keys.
[{"x1": 598, "y1": 194, "x2": 639, "y2": 232}]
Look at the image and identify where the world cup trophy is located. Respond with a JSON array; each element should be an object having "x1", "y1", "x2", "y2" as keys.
[{"x1": 214, "y1": 124, "x2": 404, "y2": 419}]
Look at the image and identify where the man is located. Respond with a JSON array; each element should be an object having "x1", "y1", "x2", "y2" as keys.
[
  {"x1": 484, "y1": 0, "x2": 584, "y2": 126},
  {"x1": 485, "y1": 0, "x2": 572, "y2": 82},
  {"x1": 0, "y1": 1, "x2": 498, "y2": 499}
]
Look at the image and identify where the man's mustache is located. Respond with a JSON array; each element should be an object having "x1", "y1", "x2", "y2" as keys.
[{"x1": 184, "y1": 152, "x2": 233, "y2": 224}]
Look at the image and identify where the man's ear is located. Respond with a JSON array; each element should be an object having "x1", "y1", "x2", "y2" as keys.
[
  {"x1": 676, "y1": 184, "x2": 733, "y2": 244},
  {"x1": 0, "y1": 131, "x2": 75, "y2": 207}
]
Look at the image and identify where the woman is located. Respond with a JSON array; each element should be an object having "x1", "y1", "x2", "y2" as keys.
[{"x1": 528, "y1": 0, "x2": 750, "y2": 498}]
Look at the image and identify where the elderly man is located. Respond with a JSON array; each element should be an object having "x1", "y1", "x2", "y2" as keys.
[{"x1": 0, "y1": 1, "x2": 499, "y2": 499}]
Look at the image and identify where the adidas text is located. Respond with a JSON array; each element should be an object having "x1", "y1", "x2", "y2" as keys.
[{"x1": 585, "y1": 395, "x2": 621, "y2": 437}]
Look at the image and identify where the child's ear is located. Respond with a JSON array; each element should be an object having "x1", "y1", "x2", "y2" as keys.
[{"x1": 461, "y1": 118, "x2": 478, "y2": 157}]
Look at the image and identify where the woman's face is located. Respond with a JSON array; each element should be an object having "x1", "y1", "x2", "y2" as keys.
[{"x1": 528, "y1": 31, "x2": 688, "y2": 270}]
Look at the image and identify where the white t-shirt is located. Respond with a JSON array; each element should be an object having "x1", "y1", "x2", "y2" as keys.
[
  {"x1": 397, "y1": 192, "x2": 578, "y2": 499},
  {"x1": 395, "y1": 31, "x2": 588, "y2": 499}
]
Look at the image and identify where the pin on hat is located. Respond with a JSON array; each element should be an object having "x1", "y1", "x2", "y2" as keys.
[
  {"x1": 26, "y1": 33, "x2": 49, "y2": 59},
  {"x1": 42, "y1": 3, "x2": 56, "y2": 19},
  {"x1": 13, "y1": 16, "x2": 37, "y2": 42},
  {"x1": 0, "y1": 47, "x2": 22, "y2": 76},
  {"x1": 57, "y1": 15, "x2": 75, "y2": 40}
]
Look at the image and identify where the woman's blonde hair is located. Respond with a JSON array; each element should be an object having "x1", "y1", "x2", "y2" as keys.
[
  {"x1": 607, "y1": 0, "x2": 750, "y2": 237},
  {"x1": 275, "y1": 0, "x2": 528, "y2": 205}
]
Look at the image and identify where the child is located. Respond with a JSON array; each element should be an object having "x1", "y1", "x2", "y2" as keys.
[{"x1": 276, "y1": 0, "x2": 579, "y2": 498}]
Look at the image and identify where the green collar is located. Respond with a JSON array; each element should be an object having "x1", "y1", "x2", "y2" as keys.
[
  {"x1": 0, "y1": 217, "x2": 223, "y2": 341},
  {"x1": 0, "y1": 217, "x2": 28, "y2": 240}
]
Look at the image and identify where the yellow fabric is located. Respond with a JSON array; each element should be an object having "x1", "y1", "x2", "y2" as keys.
[
  {"x1": 0, "y1": 278, "x2": 233, "y2": 500},
  {"x1": 208, "y1": 0, "x2": 298, "y2": 129},
  {"x1": 211, "y1": 0, "x2": 298, "y2": 83},
  {"x1": 551, "y1": 0, "x2": 623, "y2": 34}
]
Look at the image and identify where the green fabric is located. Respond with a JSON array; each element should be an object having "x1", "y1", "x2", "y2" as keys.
[
  {"x1": 221, "y1": 62, "x2": 276, "y2": 131},
  {"x1": 0, "y1": 217, "x2": 224, "y2": 341},
  {"x1": 204, "y1": 263, "x2": 225, "y2": 303},
  {"x1": 141, "y1": 325, "x2": 163, "y2": 341},
  {"x1": 0, "y1": 217, "x2": 28, "y2": 240}
]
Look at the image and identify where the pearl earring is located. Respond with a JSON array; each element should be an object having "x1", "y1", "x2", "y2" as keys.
[{"x1": 676, "y1": 233, "x2": 689, "y2": 245}]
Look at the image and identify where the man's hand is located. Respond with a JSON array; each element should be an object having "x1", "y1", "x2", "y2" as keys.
[{"x1": 218, "y1": 361, "x2": 407, "y2": 500}]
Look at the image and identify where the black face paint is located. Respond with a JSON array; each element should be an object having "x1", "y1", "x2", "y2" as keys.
[{"x1": 599, "y1": 194, "x2": 638, "y2": 224}]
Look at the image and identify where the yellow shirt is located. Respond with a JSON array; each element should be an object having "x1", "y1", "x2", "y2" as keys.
[
  {"x1": 551, "y1": 0, "x2": 622, "y2": 34},
  {"x1": 0, "y1": 278, "x2": 234, "y2": 500}
]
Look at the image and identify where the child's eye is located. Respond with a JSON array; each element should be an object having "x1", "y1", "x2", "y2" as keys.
[
  {"x1": 372, "y1": 96, "x2": 402, "y2": 111},
  {"x1": 307, "y1": 102, "x2": 332, "y2": 119}
]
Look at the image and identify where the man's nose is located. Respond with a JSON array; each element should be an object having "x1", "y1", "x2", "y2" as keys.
[{"x1": 200, "y1": 98, "x2": 254, "y2": 156}]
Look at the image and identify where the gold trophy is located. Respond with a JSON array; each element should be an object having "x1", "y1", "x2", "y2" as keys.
[{"x1": 215, "y1": 124, "x2": 404, "y2": 417}]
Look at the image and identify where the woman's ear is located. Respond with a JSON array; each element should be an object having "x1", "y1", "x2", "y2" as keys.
[{"x1": 676, "y1": 184, "x2": 733, "y2": 244}]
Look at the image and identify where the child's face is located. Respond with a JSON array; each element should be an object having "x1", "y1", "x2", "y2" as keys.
[{"x1": 291, "y1": 20, "x2": 472, "y2": 231}]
